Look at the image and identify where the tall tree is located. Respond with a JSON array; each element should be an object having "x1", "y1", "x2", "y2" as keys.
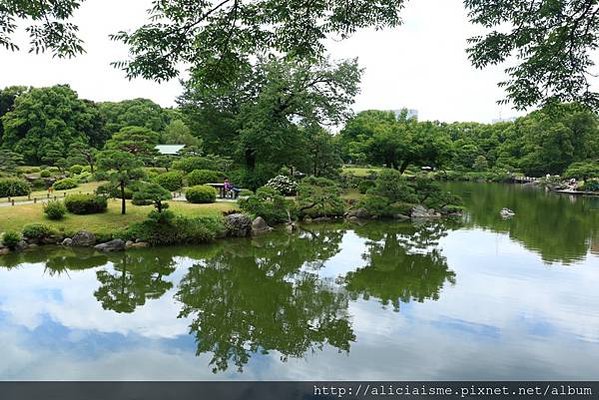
[
  {"x1": 0, "y1": 85, "x2": 103, "y2": 164},
  {"x1": 181, "y1": 56, "x2": 361, "y2": 172},
  {"x1": 98, "y1": 99, "x2": 170, "y2": 134}
]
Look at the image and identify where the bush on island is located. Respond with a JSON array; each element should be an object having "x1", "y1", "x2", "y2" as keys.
[
  {"x1": 238, "y1": 186, "x2": 295, "y2": 224},
  {"x1": 64, "y1": 194, "x2": 107, "y2": 214},
  {"x1": 186, "y1": 185, "x2": 217, "y2": 204},
  {"x1": 297, "y1": 177, "x2": 345, "y2": 219},
  {"x1": 0, "y1": 178, "x2": 31, "y2": 197}
]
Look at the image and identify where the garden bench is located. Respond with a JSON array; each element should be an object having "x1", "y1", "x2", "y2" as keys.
[{"x1": 205, "y1": 183, "x2": 242, "y2": 199}]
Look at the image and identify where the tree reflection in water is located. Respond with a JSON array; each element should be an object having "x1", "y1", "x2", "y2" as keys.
[
  {"x1": 344, "y1": 222, "x2": 457, "y2": 312},
  {"x1": 94, "y1": 251, "x2": 177, "y2": 313},
  {"x1": 175, "y1": 228, "x2": 355, "y2": 373}
]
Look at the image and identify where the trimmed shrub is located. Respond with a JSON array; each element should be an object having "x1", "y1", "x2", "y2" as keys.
[
  {"x1": 53, "y1": 178, "x2": 78, "y2": 190},
  {"x1": 40, "y1": 169, "x2": 52, "y2": 178},
  {"x1": 368, "y1": 169, "x2": 418, "y2": 203},
  {"x1": 64, "y1": 194, "x2": 107, "y2": 214},
  {"x1": 265, "y1": 175, "x2": 298, "y2": 195},
  {"x1": 358, "y1": 179, "x2": 375, "y2": 194},
  {"x1": 0, "y1": 178, "x2": 31, "y2": 197},
  {"x1": 297, "y1": 177, "x2": 345, "y2": 218},
  {"x1": 126, "y1": 210, "x2": 226, "y2": 246},
  {"x1": 22, "y1": 223, "x2": 58, "y2": 241},
  {"x1": 43, "y1": 200, "x2": 67, "y2": 220},
  {"x1": 153, "y1": 171, "x2": 184, "y2": 191},
  {"x1": 186, "y1": 185, "x2": 217, "y2": 204},
  {"x1": 358, "y1": 195, "x2": 395, "y2": 219},
  {"x1": 69, "y1": 165, "x2": 84, "y2": 175},
  {"x1": 186, "y1": 169, "x2": 223, "y2": 186},
  {"x1": 2, "y1": 231, "x2": 21, "y2": 250},
  {"x1": 239, "y1": 187, "x2": 294, "y2": 224}
]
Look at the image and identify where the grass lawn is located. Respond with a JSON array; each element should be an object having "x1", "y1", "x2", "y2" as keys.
[
  {"x1": 342, "y1": 166, "x2": 382, "y2": 177},
  {"x1": 0, "y1": 181, "x2": 104, "y2": 204},
  {"x1": 0, "y1": 198, "x2": 238, "y2": 235}
]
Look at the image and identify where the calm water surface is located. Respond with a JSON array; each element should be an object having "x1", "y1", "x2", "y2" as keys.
[{"x1": 0, "y1": 183, "x2": 598, "y2": 380}]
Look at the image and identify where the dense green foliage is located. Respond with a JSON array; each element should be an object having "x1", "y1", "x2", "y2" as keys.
[
  {"x1": 52, "y1": 178, "x2": 78, "y2": 190},
  {"x1": 297, "y1": 177, "x2": 345, "y2": 219},
  {"x1": 43, "y1": 200, "x2": 67, "y2": 220},
  {"x1": 126, "y1": 211, "x2": 225, "y2": 246},
  {"x1": 64, "y1": 194, "x2": 108, "y2": 215},
  {"x1": 239, "y1": 187, "x2": 294, "y2": 224},
  {"x1": 96, "y1": 150, "x2": 144, "y2": 214},
  {"x1": 186, "y1": 169, "x2": 223, "y2": 186},
  {"x1": 131, "y1": 183, "x2": 172, "y2": 213},
  {"x1": 265, "y1": 175, "x2": 298, "y2": 196},
  {"x1": 341, "y1": 104, "x2": 599, "y2": 177},
  {"x1": 1, "y1": 231, "x2": 21, "y2": 249},
  {"x1": 153, "y1": 171, "x2": 183, "y2": 192},
  {"x1": 0, "y1": 178, "x2": 30, "y2": 197},
  {"x1": 172, "y1": 156, "x2": 231, "y2": 173},
  {"x1": 1, "y1": 85, "x2": 106, "y2": 164},
  {"x1": 185, "y1": 185, "x2": 217, "y2": 204},
  {"x1": 21, "y1": 223, "x2": 58, "y2": 241}
]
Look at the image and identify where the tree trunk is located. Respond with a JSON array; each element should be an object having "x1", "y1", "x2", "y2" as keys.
[
  {"x1": 399, "y1": 160, "x2": 410, "y2": 174},
  {"x1": 245, "y1": 148, "x2": 256, "y2": 171},
  {"x1": 120, "y1": 182, "x2": 126, "y2": 215}
]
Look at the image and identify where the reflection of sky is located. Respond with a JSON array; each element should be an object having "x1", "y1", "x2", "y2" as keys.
[{"x1": 1, "y1": 226, "x2": 599, "y2": 380}]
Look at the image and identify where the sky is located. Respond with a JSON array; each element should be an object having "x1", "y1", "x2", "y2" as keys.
[{"x1": 0, "y1": 0, "x2": 524, "y2": 123}]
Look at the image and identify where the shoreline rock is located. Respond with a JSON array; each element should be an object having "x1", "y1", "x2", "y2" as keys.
[
  {"x1": 251, "y1": 217, "x2": 272, "y2": 236},
  {"x1": 94, "y1": 239, "x2": 125, "y2": 252}
]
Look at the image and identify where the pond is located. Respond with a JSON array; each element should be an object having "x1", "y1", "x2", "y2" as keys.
[{"x1": 0, "y1": 183, "x2": 598, "y2": 380}]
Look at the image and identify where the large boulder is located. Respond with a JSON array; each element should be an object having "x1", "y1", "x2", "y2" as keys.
[
  {"x1": 500, "y1": 208, "x2": 515, "y2": 219},
  {"x1": 0, "y1": 246, "x2": 10, "y2": 256},
  {"x1": 126, "y1": 240, "x2": 149, "y2": 249},
  {"x1": 411, "y1": 205, "x2": 441, "y2": 219},
  {"x1": 345, "y1": 208, "x2": 371, "y2": 220},
  {"x1": 251, "y1": 217, "x2": 272, "y2": 236},
  {"x1": 70, "y1": 231, "x2": 96, "y2": 247},
  {"x1": 225, "y1": 213, "x2": 253, "y2": 237},
  {"x1": 94, "y1": 239, "x2": 125, "y2": 252}
]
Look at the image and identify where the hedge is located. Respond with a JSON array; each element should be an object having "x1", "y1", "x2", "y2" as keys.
[
  {"x1": 64, "y1": 194, "x2": 108, "y2": 214},
  {"x1": 153, "y1": 171, "x2": 184, "y2": 191},
  {"x1": 0, "y1": 178, "x2": 31, "y2": 197},
  {"x1": 186, "y1": 169, "x2": 222, "y2": 186}
]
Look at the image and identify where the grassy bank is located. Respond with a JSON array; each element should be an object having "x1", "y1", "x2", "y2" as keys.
[
  {"x1": 0, "y1": 199, "x2": 237, "y2": 235},
  {"x1": 0, "y1": 181, "x2": 105, "y2": 204}
]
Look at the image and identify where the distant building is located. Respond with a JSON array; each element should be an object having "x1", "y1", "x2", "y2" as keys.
[
  {"x1": 492, "y1": 116, "x2": 517, "y2": 124},
  {"x1": 155, "y1": 144, "x2": 186, "y2": 155},
  {"x1": 391, "y1": 108, "x2": 419, "y2": 120}
]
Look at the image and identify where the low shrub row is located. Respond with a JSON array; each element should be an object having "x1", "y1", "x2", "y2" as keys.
[
  {"x1": 64, "y1": 194, "x2": 108, "y2": 214},
  {"x1": 0, "y1": 178, "x2": 31, "y2": 197},
  {"x1": 125, "y1": 210, "x2": 226, "y2": 246}
]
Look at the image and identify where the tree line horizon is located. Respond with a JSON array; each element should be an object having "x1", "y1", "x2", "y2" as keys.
[{"x1": 1, "y1": 84, "x2": 597, "y2": 186}]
